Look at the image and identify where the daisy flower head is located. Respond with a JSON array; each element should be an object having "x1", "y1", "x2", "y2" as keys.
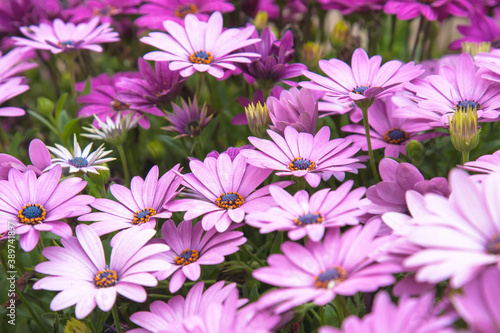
[
  {"x1": 140, "y1": 11, "x2": 261, "y2": 79},
  {"x1": 0, "y1": 77, "x2": 30, "y2": 117},
  {"x1": 253, "y1": 220, "x2": 399, "y2": 314},
  {"x1": 0, "y1": 47, "x2": 37, "y2": 82},
  {"x1": 13, "y1": 17, "x2": 119, "y2": 54},
  {"x1": 163, "y1": 97, "x2": 213, "y2": 139},
  {"x1": 383, "y1": 0, "x2": 471, "y2": 22},
  {"x1": 461, "y1": 148, "x2": 500, "y2": 181},
  {"x1": 0, "y1": 165, "x2": 93, "y2": 252},
  {"x1": 46, "y1": 134, "x2": 115, "y2": 174},
  {"x1": 167, "y1": 149, "x2": 293, "y2": 232},
  {"x1": 154, "y1": 219, "x2": 246, "y2": 293},
  {"x1": 0, "y1": 138, "x2": 51, "y2": 180},
  {"x1": 301, "y1": 48, "x2": 423, "y2": 109},
  {"x1": 79, "y1": 165, "x2": 183, "y2": 239},
  {"x1": 82, "y1": 113, "x2": 141, "y2": 146},
  {"x1": 33, "y1": 224, "x2": 170, "y2": 319},
  {"x1": 246, "y1": 180, "x2": 366, "y2": 242},
  {"x1": 241, "y1": 126, "x2": 365, "y2": 188},
  {"x1": 66, "y1": 0, "x2": 140, "y2": 24}
]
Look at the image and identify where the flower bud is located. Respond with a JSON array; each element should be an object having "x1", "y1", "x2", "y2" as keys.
[
  {"x1": 37, "y1": 97, "x2": 54, "y2": 117},
  {"x1": 64, "y1": 318, "x2": 91, "y2": 333},
  {"x1": 302, "y1": 42, "x2": 323, "y2": 71},
  {"x1": 254, "y1": 11, "x2": 268, "y2": 30},
  {"x1": 87, "y1": 165, "x2": 110, "y2": 186},
  {"x1": 405, "y1": 140, "x2": 424, "y2": 166},
  {"x1": 245, "y1": 102, "x2": 270, "y2": 138},
  {"x1": 330, "y1": 20, "x2": 349, "y2": 49},
  {"x1": 449, "y1": 105, "x2": 481, "y2": 154},
  {"x1": 461, "y1": 41, "x2": 491, "y2": 57}
]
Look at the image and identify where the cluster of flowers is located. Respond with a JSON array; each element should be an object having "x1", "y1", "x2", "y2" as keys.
[{"x1": 3, "y1": 0, "x2": 500, "y2": 332}]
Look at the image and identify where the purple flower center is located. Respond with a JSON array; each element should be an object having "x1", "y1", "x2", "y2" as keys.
[
  {"x1": 383, "y1": 128, "x2": 409, "y2": 144},
  {"x1": 456, "y1": 100, "x2": 481, "y2": 111},
  {"x1": 94, "y1": 268, "x2": 118, "y2": 288},
  {"x1": 487, "y1": 233, "x2": 500, "y2": 254},
  {"x1": 69, "y1": 156, "x2": 89, "y2": 168},
  {"x1": 18, "y1": 204, "x2": 46, "y2": 225},
  {"x1": 111, "y1": 99, "x2": 130, "y2": 111},
  {"x1": 175, "y1": 248, "x2": 199, "y2": 266},
  {"x1": 175, "y1": 3, "x2": 198, "y2": 18},
  {"x1": 314, "y1": 266, "x2": 347, "y2": 289},
  {"x1": 133, "y1": 207, "x2": 156, "y2": 225},
  {"x1": 216, "y1": 192, "x2": 244, "y2": 209},
  {"x1": 184, "y1": 120, "x2": 201, "y2": 136},
  {"x1": 189, "y1": 50, "x2": 213, "y2": 64},
  {"x1": 288, "y1": 157, "x2": 316, "y2": 171},
  {"x1": 351, "y1": 85, "x2": 370, "y2": 95},
  {"x1": 294, "y1": 212, "x2": 324, "y2": 226}
]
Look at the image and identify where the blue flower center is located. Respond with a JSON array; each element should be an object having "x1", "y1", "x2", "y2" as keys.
[
  {"x1": 216, "y1": 192, "x2": 244, "y2": 209},
  {"x1": 18, "y1": 204, "x2": 46, "y2": 225},
  {"x1": 189, "y1": 50, "x2": 213, "y2": 64},
  {"x1": 59, "y1": 40, "x2": 75, "y2": 47},
  {"x1": 175, "y1": 248, "x2": 199, "y2": 266},
  {"x1": 133, "y1": 207, "x2": 156, "y2": 225},
  {"x1": 288, "y1": 158, "x2": 316, "y2": 171},
  {"x1": 383, "y1": 128, "x2": 409, "y2": 144},
  {"x1": 69, "y1": 156, "x2": 89, "y2": 168},
  {"x1": 351, "y1": 85, "x2": 370, "y2": 95},
  {"x1": 487, "y1": 233, "x2": 500, "y2": 254},
  {"x1": 294, "y1": 212, "x2": 324, "y2": 226},
  {"x1": 94, "y1": 268, "x2": 118, "y2": 288},
  {"x1": 315, "y1": 266, "x2": 347, "y2": 289},
  {"x1": 456, "y1": 100, "x2": 481, "y2": 111}
]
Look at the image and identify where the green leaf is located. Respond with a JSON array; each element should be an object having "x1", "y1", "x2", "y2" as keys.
[
  {"x1": 28, "y1": 110, "x2": 60, "y2": 136},
  {"x1": 200, "y1": 117, "x2": 219, "y2": 143},
  {"x1": 270, "y1": 231, "x2": 283, "y2": 254},
  {"x1": 55, "y1": 93, "x2": 68, "y2": 121},
  {"x1": 158, "y1": 135, "x2": 187, "y2": 157},
  {"x1": 325, "y1": 305, "x2": 339, "y2": 327},
  {"x1": 62, "y1": 118, "x2": 80, "y2": 143},
  {"x1": 82, "y1": 76, "x2": 92, "y2": 95},
  {"x1": 249, "y1": 283, "x2": 260, "y2": 303}
]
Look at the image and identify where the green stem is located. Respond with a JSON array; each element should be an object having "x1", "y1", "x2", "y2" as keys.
[
  {"x1": 0, "y1": 122, "x2": 9, "y2": 153},
  {"x1": 242, "y1": 245, "x2": 265, "y2": 267},
  {"x1": 111, "y1": 302, "x2": 122, "y2": 333},
  {"x1": 360, "y1": 105, "x2": 380, "y2": 182},
  {"x1": 195, "y1": 73, "x2": 205, "y2": 101},
  {"x1": 116, "y1": 144, "x2": 130, "y2": 185},
  {"x1": 411, "y1": 16, "x2": 425, "y2": 62},
  {"x1": 462, "y1": 151, "x2": 470, "y2": 165},
  {"x1": 334, "y1": 295, "x2": 350, "y2": 323},
  {"x1": 310, "y1": 309, "x2": 322, "y2": 323},
  {"x1": 15, "y1": 285, "x2": 50, "y2": 333},
  {"x1": 319, "y1": 305, "x2": 326, "y2": 325},
  {"x1": 100, "y1": 184, "x2": 107, "y2": 198},
  {"x1": 66, "y1": 54, "x2": 78, "y2": 114}
]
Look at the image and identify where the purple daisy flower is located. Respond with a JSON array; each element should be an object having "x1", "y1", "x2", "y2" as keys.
[
  {"x1": 237, "y1": 27, "x2": 307, "y2": 88},
  {"x1": 384, "y1": 0, "x2": 471, "y2": 21},
  {"x1": 461, "y1": 148, "x2": 500, "y2": 181},
  {"x1": 79, "y1": 165, "x2": 183, "y2": 239},
  {"x1": 253, "y1": 220, "x2": 399, "y2": 314},
  {"x1": 13, "y1": 17, "x2": 119, "y2": 54},
  {"x1": 301, "y1": 48, "x2": 423, "y2": 106},
  {"x1": 474, "y1": 49, "x2": 500, "y2": 82},
  {"x1": 140, "y1": 11, "x2": 261, "y2": 79},
  {"x1": 318, "y1": 96, "x2": 363, "y2": 123},
  {"x1": 317, "y1": 0, "x2": 385, "y2": 15},
  {"x1": 163, "y1": 97, "x2": 213, "y2": 139},
  {"x1": 116, "y1": 58, "x2": 186, "y2": 112},
  {"x1": 241, "y1": 126, "x2": 365, "y2": 188},
  {"x1": 167, "y1": 150, "x2": 292, "y2": 232},
  {"x1": 341, "y1": 98, "x2": 445, "y2": 158},
  {"x1": 0, "y1": 77, "x2": 30, "y2": 117},
  {"x1": 128, "y1": 280, "x2": 242, "y2": 333},
  {"x1": 0, "y1": 138, "x2": 51, "y2": 180},
  {"x1": 66, "y1": 0, "x2": 140, "y2": 24},
  {"x1": 450, "y1": 13, "x2": 500, "y2": 50},
  {"x1": 33, "y1": 224, "x2": 170, "y2": 319},
  {"x1": 0, "y1": 165, "x2": 93, "y2": 252},
  {"x1": 246, "y1": 180, "x2": 365, "y2": 242},
  {"x1": 154, "y1": 219, "x2": 246, "y2": 293},
  {"x1": 0, "y1": 47, "x2": 37, "y2": 82},
  {"x1": 135, "y1": 0, "x2": 235, "y2": 31}
]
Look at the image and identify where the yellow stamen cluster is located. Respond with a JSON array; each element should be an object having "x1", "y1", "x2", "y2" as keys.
[
  {"x1": 94, "y1": 268, "x2": 118, "y2": 288},
  {"x1": 189, "y1": 50, "x2": 213, "y2": 64},
  {"x1": 293, "y1": 212, "x2": 324, "y2": 226},
  {"x1": 175, "y1": 3, "x2": 198, "y2": 18},
  {"x1": 175, "y1": 248, "x2": 199, "y2": 266},
  {"x1": 448, "y1": 105, "x2": 481, "y2": 154},
  {"x1": 314, "y1": 266, "x2": 347, "y2": 289},
  {"x1": 18, "y1": 204, "x2": 46, "y2": 225},
  {"x1": 132, "y1": 207, "x2": 156, "y2": 225},
  {"x1": 288, "y1": 158, "x2": 316, "y2": 172},
  {"x1": 461, "y1": 41, "x2": 491, "y2": 57},
  {"x1": 215, "y1": 192, "x2": 244, "y2": 210}
]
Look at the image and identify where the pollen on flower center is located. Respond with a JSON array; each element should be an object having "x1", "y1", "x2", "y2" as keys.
[
  {"x1": 58, "y1": 40, "x2": 75, "y2": 48},
  {"x1": 486, "y1": 233, "x2": 500, "y2": 254},
  {"x1": 294, "y1": 212, "x2": 324, "y2": 226},
  {"x1": 383, "y1": 128, "x2": 409, "y2": 144},
  {"x1": 133, "y1": 207, "x2": 156, "y2": 225},
  {"x1": 314, "y1": 266, "x2": 347, "y2": 289},
  {"x1": 351, "y1": 85, "x2": 370, "y2": 95},
  {"x1": 175, "y1": 3, "x2": 198, "y2": 18},
  {"x1": 189, "y1": 50, "x2": 213, "y2": 64},
  {"x1": 288, "y1": 157, "x2": 316, "y2": 171},
  {"x1": 69, "y1": 156, "x2": 89, "y2": 168},
  {"x1": 111, "y1": 99, "x2": 130, "y2": 111},
  {"x1": 94, "y1": 268, "x2": 118, "y2": 288},
  {"x1": 456, "y1": 100, "x2": 481, "y2": 111},
  {"x1": 216, "y1": 192, "x2": 244, "y2": 209},
  {"x1": 175, "y1": 248, "x2": 199, "y2": 266},
  {"x1": 184, "y1": 120, "x2": 200, "y2": 136},
  {"x1": 94, "y1": 6, "x2": 117, "y2": 16},
  {"x1": 18, "y1": 204, "x2": 46, "y2": 225}
]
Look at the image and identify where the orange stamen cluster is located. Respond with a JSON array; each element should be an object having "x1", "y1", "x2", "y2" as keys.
[
  {"x1": 189, "y1": 50, "x2": 213, "y2": 64},
  {"x1": 111, "y1": 99, "x2": 130, "y2": 111},
  {"x1": 215, "y1": 192, "x2": 244, "y2": 210},
  {"x1": 288, "y1": 157, "x2": 316, "y2": 172},
  {"x1": 293, "y1": 212, "x2": 324, "y2": 226},
  {"x1": 487, "y1": 233, "x2": 500, "y2": 254},
  {"x1": 175, "y1": 3, "x2": 198, "y2": 18},
  {"x1": 314, "y1": 266, "x2": 347, "y2": 289},
  {"x1": 18, "y1": 204, "x2": 46, "y2": 225},
  {"x1": 175, "y1": 248, "x2": 199, "y2": 266},
  {"x1": 383, "y1": 128, "x2": 409, "y2": 145},
  {"x1": 94, "y1": 268, "x2": 118, "y2": 288},
  {"x1": 132, "y1": 207, "x2": 156, "y2": 225}
]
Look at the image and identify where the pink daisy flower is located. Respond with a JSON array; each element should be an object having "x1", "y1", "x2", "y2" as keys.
[
  {"x1": 140, "y1": 11, "x2": 261, "y2": 79},
  {"x1": 79, "y1": 165, "x2": 183, "y2": 239},
  {"x1": 163, "y1": 97, "x2": 213, "y2": 138},
  {"x1": 0, "y1": 138, "x2": 51, "y2": 180},
  {"x1": 154, "y1": 219, "x2": 246, "y2": 293},
  {"x1": 253, "y1": 220, "x2": 399, "y2": 314},
  {"x1": 461, "y1": 148, "x2": 500, "y2": 181},
  {"x1": 384, "y1": 0, "x2": 471, "y2": 22},
  {"x1": 0, "y1": 77, "x2": 30, "y2": 117},
  {"x1": 167, "y1": 149, "x2": 292, "y2": 232},
  {"x1": 241, "y1": 126, "x2": 365, "y2": 188},
  {"x1": 33, "y1": 224, "x2": 170, "y2": 319},
  {"x1": 13, "y1": 17, "x2": 119, "y2": 54},
  {"x1": 450, "y1": 13, "x2": 500, "y2": 50},
  {"x1": 0, "y1": 165, "x2": 93, "y2": 252},
  {"x1": 246, "y1": 180, "x2": 366, "y2": 242},
  {"x1": 0, "y1": 47, "x2": 37, "y2": 82}
]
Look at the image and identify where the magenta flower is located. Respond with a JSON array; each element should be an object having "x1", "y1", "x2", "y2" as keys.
[
  {"x1": 301, "y1": 48, "x2": 423, "y2": 106},
  {"x1": 0, "y1": 138, "x2": 51, "y2": 180},
  {"x1": 128, "y1": 280, "x2": 241, "y2": 333},
  {"x1": 321, "y1": 291, "x2": 456, "y2": 333},
  {"x1": 163, "y1": 97, "x2": 213, "y2": 138},
  {"x1": 405, "y1": 52, "x2": 500, "y2": 127},
  {"x1": 403, "y1": 169, "x2": 500, "y2": 288},
  {"x1": 246, "y1": 180, "x2": 365, "y2": 242},
  {"x1": 33, "y1": 224, "x2": 170, "y2": 319},
  {"x1": 474, "y1": 49, "x2": 500, "y2": 82},
  {"x1": 0, "y1": 47, "x2": 37, "y2": 82},
  {"x1": 0, "y1": 165, "x2": 93, "y2": 252},
  {"x1": 450, "y1": 13, "x2": 500, "y2": 49},
  {"x1": 135, "y1": 0, "x2": 235, "y2": 30},
  {"x1": 241, "y1": 126, "x2": 365, "y2": 187},
  {"x1": 461, "y1": 148, "x2": 500, "y2": 181},
  {"x1": 317, "y1": 0, "x2": 385, "y2": 15},
  {"x1": 0, "y1": 77, "x2": 29, "y2": 117},
  {"x1": 384, "y1": 0, "x2": 471, "y2": 21},
  {"x1": 341, "y1": 98, "x2": 445, "y2": 158},
  {"x1": 13, "y1": 17, "x2": 119, "y2": 54},
  {"x1": 66, "y1": 0, "x2": 140, "y2": 24},
  {"x1": 140, "y1": 12, "x2": 261, "y2": 79},
  {"x1": 167, "y1": 150, "x2": 292, "y2": 232},
  {"x1": 79, "y1": 165, "x2": 183, "y2": 238},
  {"x1": 154, "y1": 219, "x2": 246, "y2": 293},
  {"x1": 253, "y1": 220, "x2": 399, "y2": 314}
]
